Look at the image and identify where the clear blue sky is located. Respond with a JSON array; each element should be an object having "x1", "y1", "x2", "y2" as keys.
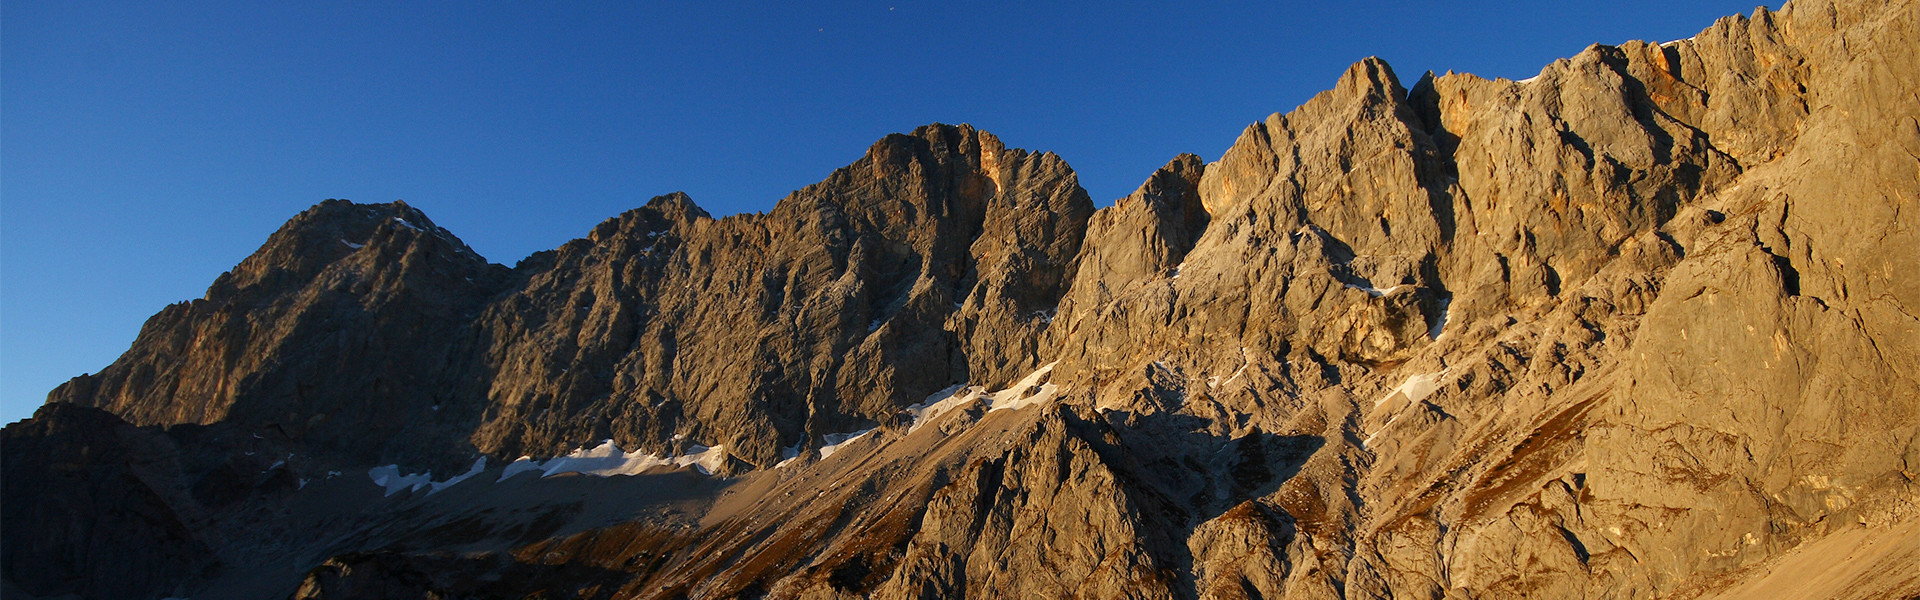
[{"x1": 2, "y1": 1, "x2": 1767, "y2": 425}]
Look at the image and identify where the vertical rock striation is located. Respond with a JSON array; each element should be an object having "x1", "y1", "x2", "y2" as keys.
[
  {"x1": 468, "y1": 124, "x2": 1094, "y2": 467},
  {"x1": 10, "y1": 0, "x2": 1917, "y2": 598},
  {"x1": 47, "y1": 200, "x2": 510, "y2": 469}
]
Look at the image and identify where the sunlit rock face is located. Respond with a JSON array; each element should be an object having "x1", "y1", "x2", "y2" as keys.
[{"x1": 9, "y1": 0, "x2": 1918, "y2": 598}]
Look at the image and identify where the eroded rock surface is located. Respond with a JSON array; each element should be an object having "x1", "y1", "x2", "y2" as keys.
[{"x1": 7, "y1": 0, "x2": 1916, "y2": 598}]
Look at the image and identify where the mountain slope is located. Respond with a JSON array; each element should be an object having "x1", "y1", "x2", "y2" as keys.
[{"x1": 8, "y1": 0, "x2": 1917, "y2": 598}]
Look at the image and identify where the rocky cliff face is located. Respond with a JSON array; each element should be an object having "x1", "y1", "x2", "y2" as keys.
[
  {"x1": 45, "y1": 200, "x2": 511, "y2": 469},
  {"x1": 8, "y1": 0, "x2": 1917, "y2": 598},
  {"x1": 469, "y1": 126, "x2": 1092, "y2": 468}
]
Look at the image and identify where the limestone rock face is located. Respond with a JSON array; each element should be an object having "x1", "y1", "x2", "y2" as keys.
[
  {"x1": 468, "y1": 124, "x2": 1093, "y2": 467},
  {"x1": 46, "y1": 200, "x2": 510, "y2": 469},
  {"x1": 8, "y1": 0, "x2": 1918, "y2": 598}
]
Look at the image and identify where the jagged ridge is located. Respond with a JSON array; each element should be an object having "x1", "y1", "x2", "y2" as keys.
[{"x1": 8, "y1": 0, "x2": 1918, "y2": 598}]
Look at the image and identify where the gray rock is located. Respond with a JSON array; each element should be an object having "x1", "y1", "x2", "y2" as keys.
[{"x1": 12, "y1": 0, "x2": 1918, "y2": 598}]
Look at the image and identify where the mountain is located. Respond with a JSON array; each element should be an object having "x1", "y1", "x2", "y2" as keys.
[{"x1": 6, "y1": 0, "x2": 1917, "y2": 598}]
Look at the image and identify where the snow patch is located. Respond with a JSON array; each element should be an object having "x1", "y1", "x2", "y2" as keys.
[
  {"x1": 1661, "y1": 36, "x2": 1694, "y2": 46},
  {"x1": 1363, "y1": 423, "x2": 1391, "y2": 448},
  {"x1": 341, "y1": 239, "x2": 364, "y2": 249},
  {"x1": 1362, "y1": 370, "x2": 1453, "y2": 448},
  {"x1": 988, "y1": 362, "x2": 1062, "y2": 412},
  {"x1": 364, "y1": 463, "x2": 430, "y2": 496},
  {"x1": 1516, "y1": 75, "x2": 1541, "y2": 84},
  {"x1": 367, "y1": 457, "x2": 487, "y2": 497},
  {"x1": 498, "y1": 440, "x2": 727, "y2": 481},
  {"x1": 1428, "y1": 297, "x2": 1452, "y2": 339},
  {"x1": 905, "y1": 383, "x2": 978, "y2": 432},
  {"x1": 431, "y1": 458, "x2": 488, "y2": 493},
  {"x1": 392, "y1": 217, "x2": 421, "y2": 231},
  {"x1": 678, "y1": 444, "x2": 729, "y2": 474},
  {"x1": 1360, "y1": 370, "x2": 1452, "y2": 448},
  {"x1": 1210, "y1": 361, "x2": 1250, "y2": 389},
  {"x1": 895, "y1": 363, "x2": 1066, "y2": 437},
  {"x1": 497, "y1": 456, "x2": 546, "y2": 481},
  {"x1": 817, "y1": 429, "x2": 875, "y2": 460},
  {"x1": 1379, "y1": 371, "x2": 1448, "y2": 406},
  {"x1": 1345, "y1": 283, "x2": 1406, "y2": 297},
  {"x1": 776, "y1": 442, "x2": 804, "y2": 468}
]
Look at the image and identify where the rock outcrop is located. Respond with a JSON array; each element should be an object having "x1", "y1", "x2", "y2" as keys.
[
  {"x1": 1, "y1": 404, "x2": 217, "y2": 600},
  {"x1": 45, "y1": 200, "x2": 510, "y2": 470},
  {"x1": 6, "y1": 0, "x2": 1916, "y2": 598},
  {"x1": 470, "y1": 125, "x2": 1093, "y2": 467}
]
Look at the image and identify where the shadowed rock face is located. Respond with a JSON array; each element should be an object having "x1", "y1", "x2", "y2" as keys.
[
  {"x1": 9, "y1": 0, "x2": 1918, "y2": 598},
  {"x1": 45, "y1": 199, "x2": 511, "y2": 470},
  {"x1": 2, "y1": 404, "x2": 217, "y2": 600}
]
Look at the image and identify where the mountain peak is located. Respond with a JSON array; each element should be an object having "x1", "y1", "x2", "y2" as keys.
[
  {"x1": 641, "y1": 191, "x2": 710, "y2": 222},
  {"x1": 1338, "y1": 56, "x2": 1402, "y2": 93},
  {"x1": 11, "y1": 0, "x2": 1919, "y2": 597}
]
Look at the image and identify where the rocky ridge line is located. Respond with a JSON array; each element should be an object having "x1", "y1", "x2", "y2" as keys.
[{"x1": 10, "y1": 0, "x2": 1917, "y2": 598}]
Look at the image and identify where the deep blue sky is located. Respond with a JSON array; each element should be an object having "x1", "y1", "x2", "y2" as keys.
[{"x1": 2, "y1": 1, "x2": 1767, "y2": 424}]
